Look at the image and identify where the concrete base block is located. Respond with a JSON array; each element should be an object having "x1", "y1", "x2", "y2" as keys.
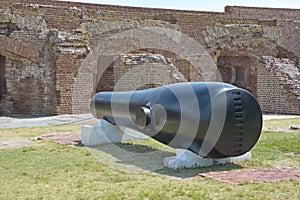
[
  {"x1": 163, "y1": 149, "x2": 251, "y2": 169},
  {"x1": 81, "y1": 119, "x2": 148, "y2": 146}
]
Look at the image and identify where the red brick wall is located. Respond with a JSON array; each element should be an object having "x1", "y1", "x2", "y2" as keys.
[
  {"x1": 257, "y1": 67, "x2": 299, "y2": 114},
  {"x1": 257, "y1": 56, "x2": 300, "y2": 114},
  {"x1": 0, "y1": 0, "x2": 299, "y2": 115},
  {"x1": 225, "y1": 6, "x2": 300, "y2": 20}
]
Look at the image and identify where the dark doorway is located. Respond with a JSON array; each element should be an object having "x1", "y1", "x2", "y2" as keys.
[
  {"x1": 0, "y1": 55, "x2": 6, "y2": 95},
  {"x1": 217, "y1": 55, "x2": 257, "y2": 96}
]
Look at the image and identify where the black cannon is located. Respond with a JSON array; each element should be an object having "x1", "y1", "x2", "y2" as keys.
[{"x1": 90, "y1": 82, "x2": 262, "y2": 158}]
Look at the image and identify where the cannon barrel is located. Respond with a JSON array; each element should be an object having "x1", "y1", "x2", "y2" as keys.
[{"x1": 90, "y1": 82, "x2": 262, "y2": 158}]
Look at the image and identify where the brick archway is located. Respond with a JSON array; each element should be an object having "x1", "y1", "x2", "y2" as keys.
[
  {"x1": 0, "y1": 36, "x2": 39, "y2": 62},
  {"x1": 0, "y1": 36, "x2": 45, "y2": 116},
  {"x1": 95, "y1": 48, "x2": 205, "y2": 93},
  {"x1": 72, "y1": 27, "x2": 217, "y2": 113}
]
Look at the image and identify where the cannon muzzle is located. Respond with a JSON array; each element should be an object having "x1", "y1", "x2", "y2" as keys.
[{"x1": 90, "y1": 82, "x2": 262, "y2": 158}]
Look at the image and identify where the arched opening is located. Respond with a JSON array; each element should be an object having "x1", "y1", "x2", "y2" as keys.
[
  {"x1": 95, "y1": 48, "x2": 199, "y2": 93},
  {"x1": 217, "y1": 55, "x2": 257, "y2": 97},
  {"x1": 0, "y1": 36, "x2": 42, "y2": 116},
  {"x1": 72, "y1": 27, "x2": 217, "y2": 113}
]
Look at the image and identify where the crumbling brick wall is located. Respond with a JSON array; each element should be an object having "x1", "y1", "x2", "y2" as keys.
[
  {"x1": 258, "y1": 56, "x2": 300, "y2": 114},
  {"x1": 0, "y1": 0, "x2": 299, "y2": 115},
  {"x1": 99, "y1": 53, "x2": 188, "y2": 92}
]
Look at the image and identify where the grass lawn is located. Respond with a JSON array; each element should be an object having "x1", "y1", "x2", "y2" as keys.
[{"x1": 0, "y1": 118, "x2": 299, "y2": 199}]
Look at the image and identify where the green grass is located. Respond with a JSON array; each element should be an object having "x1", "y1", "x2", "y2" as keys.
[{"x1": 0, "y1": 118, "x2": 299, "y2": 199}]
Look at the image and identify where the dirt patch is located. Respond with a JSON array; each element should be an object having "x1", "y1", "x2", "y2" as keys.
[
  {"x1": 38, "y1": 132, "x2": 81, "y2": 146},
  {"x1": 199, "y1": 167, "x2": 300, "y2": 184},
  {"x1": 263, "y1": 127, "x2": 297, "y2": 133},
  {"x1": 0, "y1": 138, "x2": 32, "y2": 147}
]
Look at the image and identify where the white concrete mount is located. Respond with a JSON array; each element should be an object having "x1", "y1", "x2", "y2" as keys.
[
  {"x1": 163, "y1": 149, "x2": 251, "y2": 169},
  {"x1": 81, "y1": 119, "x2": 148, "y2": 146}
]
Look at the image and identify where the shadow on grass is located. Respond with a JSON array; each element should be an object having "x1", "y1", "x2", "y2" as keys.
[{"x1": 86, "y1": 142, "x2": 243, "y2": 178}]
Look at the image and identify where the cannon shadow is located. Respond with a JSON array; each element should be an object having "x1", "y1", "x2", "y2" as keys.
[{"x1": 85, "y1": 141, "x2": 244, "y2": 178}]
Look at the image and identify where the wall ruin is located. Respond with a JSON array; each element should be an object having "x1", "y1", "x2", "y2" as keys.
[{"x1": 0, "y1": 0, "x2": 299, "y2": 115}]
